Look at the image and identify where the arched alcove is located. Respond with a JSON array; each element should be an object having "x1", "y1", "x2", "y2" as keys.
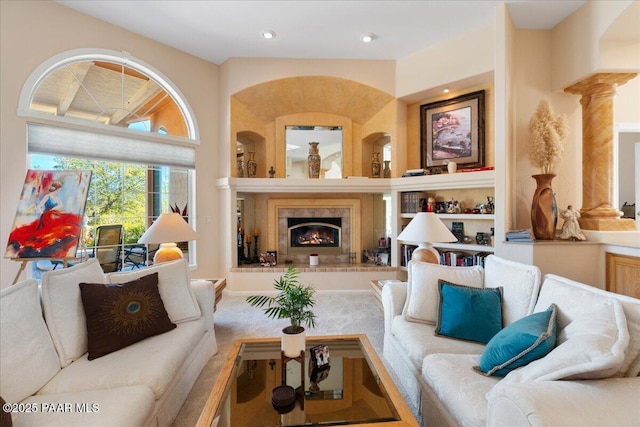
[
  {"x1": 237, "y1": 131, "x2": 266, "y2": 177},
  {"x1": 231, "y1": 76, "x2": 395, "y2": 177}
]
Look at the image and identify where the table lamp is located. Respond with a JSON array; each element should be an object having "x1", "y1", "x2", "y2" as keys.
[
  {"x1": 138, "y1": 213, "x2": 198, "y2": 263},
  {"x1": 397, "y1": 212, "x2": 456, "y2": 264}
]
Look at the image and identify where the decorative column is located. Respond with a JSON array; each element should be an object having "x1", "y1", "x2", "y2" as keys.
[{"x1": 564, "y1": 73, "x2": 637, "y2": 231}]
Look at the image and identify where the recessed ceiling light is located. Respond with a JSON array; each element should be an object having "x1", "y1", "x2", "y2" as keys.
[
  {"x1": 443, "y1": 88, "x2": 450, "y2": 93},
  {"x1": 261, "y1": 30, "x2": 276, "y2": 39},
  {"x1": 360, "y1": 33, "x2": 376, "y2": 43}
]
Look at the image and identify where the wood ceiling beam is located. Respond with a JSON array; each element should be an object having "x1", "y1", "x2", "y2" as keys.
[
  {"x1": 109, "y1": 81, "x2": 163, "y2": 125},
  {"x1": 58, "y1": 62, "x2": 92, "y2": 116}
]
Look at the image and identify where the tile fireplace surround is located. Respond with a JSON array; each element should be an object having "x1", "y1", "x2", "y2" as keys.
[{"x1": 268, "y1": 198, "x2": 360, "y2": 264}]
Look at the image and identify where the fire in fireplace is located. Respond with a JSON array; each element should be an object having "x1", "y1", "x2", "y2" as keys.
[{"x1": 288, "y1": 217, "x2": 341, "y2": 253}]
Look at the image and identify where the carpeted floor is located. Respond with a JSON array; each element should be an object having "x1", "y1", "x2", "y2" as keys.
[{"x1": 171, "y1": 290, "x2": 419, "y2": 426}]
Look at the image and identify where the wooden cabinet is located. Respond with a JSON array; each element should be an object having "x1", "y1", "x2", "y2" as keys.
[{"x1": 606, "y1": 253, "x2": 640, "y2": 298}]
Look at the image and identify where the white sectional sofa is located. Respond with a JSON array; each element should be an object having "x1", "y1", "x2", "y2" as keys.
[
  {"x1": 383, "y1": 255, "x2": 640, "y2": 427},
  {"x1": 0, "y1": 258, "x2": 217, "y2": 427}
]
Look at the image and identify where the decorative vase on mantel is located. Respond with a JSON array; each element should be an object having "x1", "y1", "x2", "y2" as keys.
[
  {"x1": 371, "y1": 152, "x2": 381, "y2": 178},
  {"x1": 247, "y1": 152, "x2": 257, "y2": 178},
  {"x1": 236, "y1": 155, "x2": 245, "y2": 178},
  {"x1": 531, "y1": 173, "x2": 558, "y2": 240},
  {"x1": 308, "y1": 142, "x2": 320, "y2": 179},
  {"x1": 383, "y1": 160, "x2": 391, "y2": 178}
]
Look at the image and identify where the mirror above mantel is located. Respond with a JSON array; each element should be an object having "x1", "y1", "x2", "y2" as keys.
[{"x1": 285, "y1": 125, "x2": 343, "y2": 179}]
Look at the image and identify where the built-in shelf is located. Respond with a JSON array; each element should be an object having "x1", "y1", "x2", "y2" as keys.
[
  {"x1": 401, "y1": 213, "x2": 495, "y2": 220},
  {"x1": 217, "y1": 177, "x2": 391, "y2": 193},
  {"x1": 217, "y1": 170, "x2": 495, "y2": 193},
  {"x1": 433, "y1": 242, "x2": 495, "y2": 252}
]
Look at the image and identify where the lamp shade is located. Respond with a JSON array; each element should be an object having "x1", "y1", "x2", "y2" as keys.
[
  {"x1": 138, "y1": 213, "x2": 198, "y2": 244},
  {"x1": 397, "y1": 212, "x2": 456, "y2": 264},
  {"x1": 397, "y1": 212, "x2": 457, "y2": 244},
  {"x1": 138, "y1": 213, "x2": 197, "y2": 263}
]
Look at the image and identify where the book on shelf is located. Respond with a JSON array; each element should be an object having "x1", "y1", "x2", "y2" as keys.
[
  {"x1": 438, "y1": 250, "x2": 491, "y2": 267},
  {"x1": 459, "y1": 166, "x2": 495, "y2": 173},
  {"x1": 401, "y1": 191, "x2": 427, "y2": 213},
  {"x1": 506, "y1": 228, "x2": 535, "y2": 242},
  {"x1": 400, "y1": 244, "x2": 418, "y2": 267},
  {"x1": 451, "y1": 221, "x2": 464, "y2": 243},
  {"x1": 402, "y1": 169, "x2": 427, "y2": 177}
]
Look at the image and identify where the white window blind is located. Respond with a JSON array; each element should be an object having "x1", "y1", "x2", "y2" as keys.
[{"x1": 28, "y1": 122, "x2": 195, "y2": 168}]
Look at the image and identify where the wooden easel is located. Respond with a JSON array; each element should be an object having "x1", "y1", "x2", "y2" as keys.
[{"x1": 11, "y1": 257, "x2": 74, "y2": 285}]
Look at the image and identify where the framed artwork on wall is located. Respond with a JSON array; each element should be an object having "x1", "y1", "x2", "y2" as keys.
[{"x1": 420, "y1": 90, "x2": 485, "y2": 172}]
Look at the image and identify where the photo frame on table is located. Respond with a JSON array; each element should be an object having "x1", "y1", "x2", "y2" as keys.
[
  {"x1": 420, "y1": 90, "x2": 485, "y2": 172},
  {"x1": 375, "y1": 252, "x2": 389, "y2": 266}
]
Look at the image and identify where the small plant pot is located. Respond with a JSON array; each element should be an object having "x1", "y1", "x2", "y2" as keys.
[{"x1": 281, "y1": 326, "x2": 305, "y2": 358}]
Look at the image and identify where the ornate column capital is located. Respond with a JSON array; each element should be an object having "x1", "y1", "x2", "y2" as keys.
[{"x1": 565, "y1": 73, "x2": 637, "y2": 96}]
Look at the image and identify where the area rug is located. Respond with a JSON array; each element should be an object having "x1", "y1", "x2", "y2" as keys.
[{"x1": 172, "y1": 290, "x2": 418, "y2": 426}]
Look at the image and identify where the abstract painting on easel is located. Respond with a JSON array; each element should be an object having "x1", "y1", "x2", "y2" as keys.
[{"x1": 5, "y1": 169, "x2": 92, "y2": 259}]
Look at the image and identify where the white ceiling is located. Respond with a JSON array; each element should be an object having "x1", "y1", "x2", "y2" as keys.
[{"x1": 56, "y1": 0, "x2": 587, "y2": 65}]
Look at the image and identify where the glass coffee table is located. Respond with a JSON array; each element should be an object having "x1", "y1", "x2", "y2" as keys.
[{"x1": 197, "y1": 334, "x2": 418, "y2": 427}]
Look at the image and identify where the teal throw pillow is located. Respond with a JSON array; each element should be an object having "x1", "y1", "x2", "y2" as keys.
[
  {"x1": 477, "y1": 304, "x2": 558, "y2": 377},
  {"x1": 435, "y1": 280, "x2": 503, "y2": 344}
]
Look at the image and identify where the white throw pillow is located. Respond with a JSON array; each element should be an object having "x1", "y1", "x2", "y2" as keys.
[
  {"x1": 40, "y1": 258, "x2": 107, "y2": 367},
  {"x1": 403, "y1": 261, "x2": 483, "y2": 324},
  {"x1": 534, "y1": 274, "x2": 640, "y2": 377},
  {"x1": 484, "y1": 255, "x2": 541, "y2": 326},
  {"x1": 1, "y1": 279, "x2": 61, "y2": 403},
  {"x1": 502, "y1": 297, "x2": 629, "y2": 382},
  {"x1": 107, "y1": 259, "x2": 201, "y2": 323}
]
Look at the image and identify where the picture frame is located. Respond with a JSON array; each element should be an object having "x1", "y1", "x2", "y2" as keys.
[
  {"x1": 375, "y1": 252, "x2": 389, "y2": 266},
  {"x1": 260, "y1": 250, "x2": 277, "y2": 266},
  {"x1": 420, "y1": 90, "x2": 485, "y2": 172}
]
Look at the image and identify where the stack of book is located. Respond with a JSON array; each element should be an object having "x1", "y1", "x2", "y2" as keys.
[
  {"x1": 402, "y1": 168, "x2": 427, "y2": 177},
  {"x1": 400, "y1": 191, "x2": 427, "y2": 213},
  {"x1": 439, "y1": 250, "x2": 491, "y2": 267},
  {"x1": 506, "y1": 229, "x2": 535, "y2": 242}
]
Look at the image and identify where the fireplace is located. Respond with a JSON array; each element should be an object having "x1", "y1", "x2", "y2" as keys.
[
  {"x1": 287, "y1": 217, "x2": 341, "y2": 254},
  {"x1": 270, "y1": 199, "x2": 359, "y2": 264}
]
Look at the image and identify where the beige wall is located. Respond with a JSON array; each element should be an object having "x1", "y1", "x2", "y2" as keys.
[
  {"x1": 1, "y1": 1, "x2": 637, "y2": 288},
  {"x1": 551, "y1": 0, "x2": 637, "y2": 90},
  {"x1": 0, "y1": 1, "x2": 220, "y2": 286},
  {"x1": 395, "y1": 24, "x2": 495, "y2": 99}
]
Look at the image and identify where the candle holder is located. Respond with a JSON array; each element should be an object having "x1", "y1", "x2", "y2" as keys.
[
  {"x1": 238, "y1": 231, "x2": 245, "y2": 264},
  {"x1": 246, "y1": 241, "x2": 252, "y2": 262},
  {"x1": 253, "y1": 235, "x2": 260, "y2": 263}
]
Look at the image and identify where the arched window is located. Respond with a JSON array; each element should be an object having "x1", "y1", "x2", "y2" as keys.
[{"x1": 19, "y1": 49, "x2": 199, "y2": 270}]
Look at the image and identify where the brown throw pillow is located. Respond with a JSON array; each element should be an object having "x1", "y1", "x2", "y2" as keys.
[{"x1": 80, "y1": 272, "x2": 176, "y2": 360}]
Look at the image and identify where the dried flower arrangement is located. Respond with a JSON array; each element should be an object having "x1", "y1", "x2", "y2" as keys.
[{"x1": 528, "y1": 100, "x2": 567, "y2": 175}]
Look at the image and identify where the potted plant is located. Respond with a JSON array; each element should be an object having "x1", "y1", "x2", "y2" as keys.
[
  {"x1": 528, "y1": 99, "x2": 567, "y2": 240},
  {"x1": 246, "y1": 265, "x2": 316, "y2": 357}
]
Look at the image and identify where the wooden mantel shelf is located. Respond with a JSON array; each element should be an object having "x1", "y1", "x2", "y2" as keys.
[{"x1": 216, "y1": 170, "x2": 495, "y2": 193}]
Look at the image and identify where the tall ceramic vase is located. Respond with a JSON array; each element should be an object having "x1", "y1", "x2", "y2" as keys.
[
  {"x1": 383, "y1": 160, "x2": 391, "y2": 178},
  {"x1": 247, "y1": 152, "x2": 257, "y2": 178},
  {"x1": 371, "y1": 152, "x2": 381, "y2": 178},
  {"x1": 308, "y1": 142, "x2": 320, "y2": 179},
  {"x1": 236, "y1": 155, "x2": 245, "y2": 178},
  {"x1": 531, "y1": 174, "x2": 558, "y2": 240}
]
